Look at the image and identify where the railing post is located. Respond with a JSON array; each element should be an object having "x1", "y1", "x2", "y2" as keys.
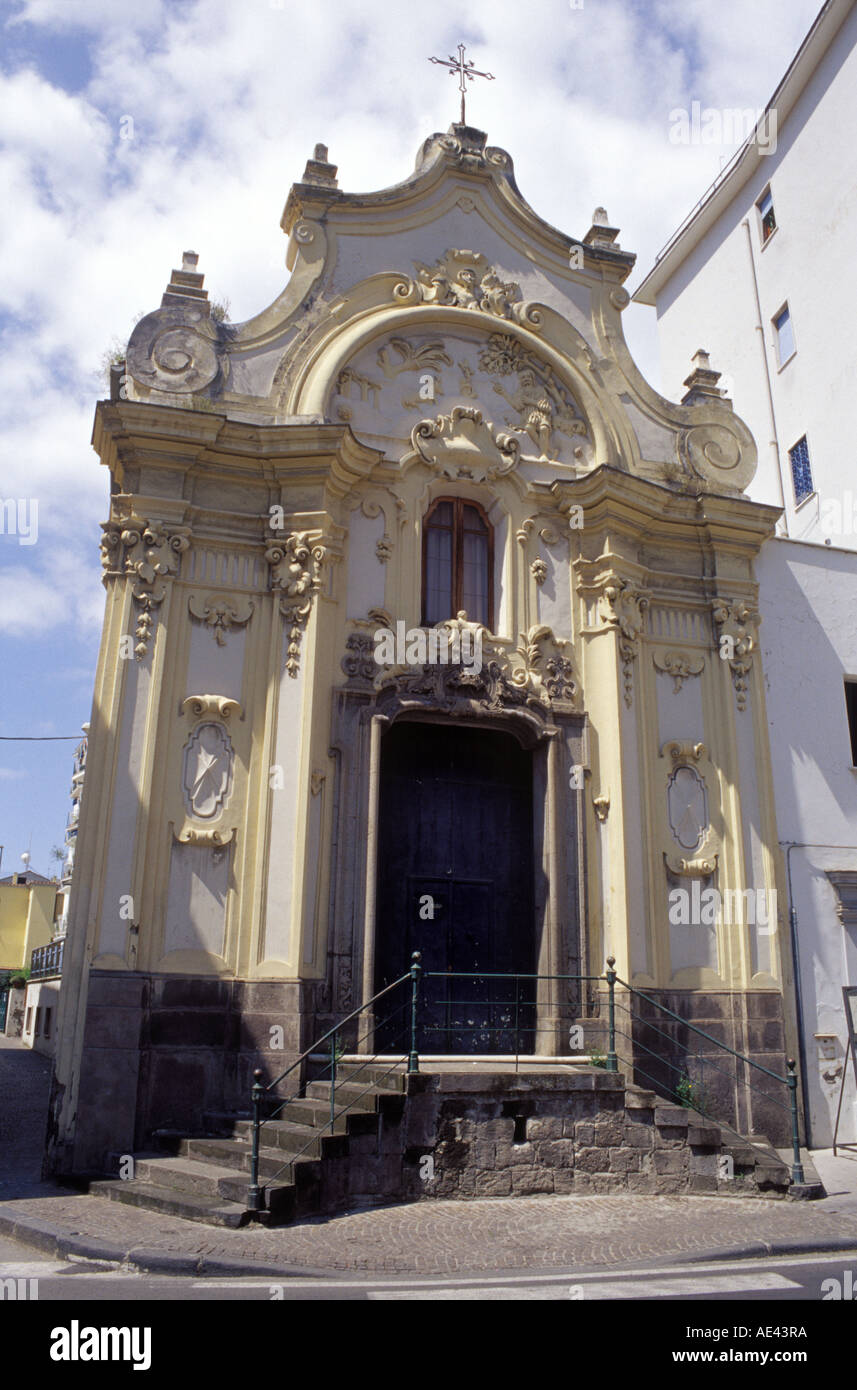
[
  {"x1": 786, "y1": 1058, "x2": 805, "y2": 1184},
  {"x1": 408, "y1": 951, "x2": 422, "y2": 1074},
  {"x1": 329, "y1": 1029, "x2": 337, "y2": 1133},
  {"x1": 247, "y1": 1068, "x2": 265, "y2": 1214},
  {"x1": 605, "y1": 956, "x2": 618, "y2": 1072}
]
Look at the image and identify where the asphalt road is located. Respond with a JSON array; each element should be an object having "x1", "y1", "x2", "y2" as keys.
[{"x1": 1, "y1": 1232, "x2": 855, "y2": 1301}]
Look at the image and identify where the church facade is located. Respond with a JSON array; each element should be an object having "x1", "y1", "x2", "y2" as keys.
[{"x1": 48, "y1": 125, "x2": 797, "y2": 1175}]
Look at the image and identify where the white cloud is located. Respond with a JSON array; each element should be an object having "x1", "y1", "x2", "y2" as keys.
[{"x1": 0, "y1": 0, "x2": 824, "y2": 645}]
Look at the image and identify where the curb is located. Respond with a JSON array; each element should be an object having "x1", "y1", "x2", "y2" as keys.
[
  {"x1": 0, "y1": 1207, "x2": 333, "y2": 1280},
  {"x1": 4, "y1": 1203, "x2": 857, "y2": 1281},
  {"x1": 667, "y1": 1235, "x2": 857, "y2": 1266}
]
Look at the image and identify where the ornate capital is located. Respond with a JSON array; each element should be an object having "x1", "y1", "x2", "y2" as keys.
[
  {"x1": 515, "y1": 624, "x2": 580, "y2": 709},
  {"x1": 711, "y1": 599, "x2": 759, "y2": 711},
  {"x1": 601, "y1": 582, "x2": 651, "y2": 708},
  {"x1": 100, "y1": 515, "x2": 190, "y2": 659},
  {"x1": 265, "y1": 530, "x2": 326, "y2": 677}
]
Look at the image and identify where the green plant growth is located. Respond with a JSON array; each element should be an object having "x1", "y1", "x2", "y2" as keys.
[
  {"x1": 588, "y1": 1047, "x2": 607, "y2": 1069},
  {"x1": 675, "y1": 1073, "x2": 708, "y2": 1112}
]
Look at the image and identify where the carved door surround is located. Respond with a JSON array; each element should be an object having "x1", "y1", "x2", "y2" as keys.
[{"x1": 328, "y1": 640, "x2": 589, "y2": 1056}]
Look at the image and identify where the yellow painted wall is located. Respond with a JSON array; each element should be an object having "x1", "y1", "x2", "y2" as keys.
[{"x1": 0, "y1": 883, "x2": 58, "y2": 971}]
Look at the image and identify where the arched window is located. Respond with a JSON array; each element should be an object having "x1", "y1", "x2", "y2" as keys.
[{"x1": 422, "y1": 497, "x2": 493, "y2": 629}]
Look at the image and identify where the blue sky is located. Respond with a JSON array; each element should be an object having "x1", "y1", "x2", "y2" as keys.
[{"x1": 0, "y1": 0, "x2": 822, "y2": 878}]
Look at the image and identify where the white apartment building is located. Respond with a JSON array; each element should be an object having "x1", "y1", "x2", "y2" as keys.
[{"x1": 635, "y1": 0, "x2": 857, "y2": 1148}]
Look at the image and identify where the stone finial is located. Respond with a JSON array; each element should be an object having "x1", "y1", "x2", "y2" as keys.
[
  {"x1": 161, "y1": 249, "x2": 209, "y2": 310},
  {"x1": 681, "y1": 348, "x2": 726, "y2": 404},
  {"x1": 301, "y1": 143, "x2": 339, "y2": 188},
  {"x1": 582, "y1": 208, "x2": 622, "y2": 250}
]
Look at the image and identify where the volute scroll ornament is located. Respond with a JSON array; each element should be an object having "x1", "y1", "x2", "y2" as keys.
[{"x1": 181, "y1": 695, "x2": 243, "y2": 723}]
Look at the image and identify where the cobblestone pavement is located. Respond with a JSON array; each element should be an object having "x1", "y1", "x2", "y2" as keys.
[
  {"x1": 3, "y1": 1037, "x2": 857, "y2": 1276},
  {"x1": 0, "y1": 1034, "x2": 52, "y2": 1195},
  {"x1": 4, "y1": 1186, "x2": 857, "y2": 1275}
]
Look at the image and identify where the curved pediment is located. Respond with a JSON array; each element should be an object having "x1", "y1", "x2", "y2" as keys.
[{"x1": 121, "y1": 122, "x2": 757, "y2": 499}]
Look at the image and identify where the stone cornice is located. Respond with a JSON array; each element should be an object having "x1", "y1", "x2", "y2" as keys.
[
  {"x1": 92, "y1": 400, "x2": 383, "y2": 495},
  {"x1": 552, "y1": 465, "x2": 781, "y2": 550}
]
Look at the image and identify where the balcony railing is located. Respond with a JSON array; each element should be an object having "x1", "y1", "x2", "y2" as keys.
[{"x1": 30, "y1": 939, "x2": 64, "y2": 980}]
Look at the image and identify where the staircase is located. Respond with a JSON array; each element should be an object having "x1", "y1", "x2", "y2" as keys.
[
  {"x1": 90, "y1": 1067, "x2": 406, "y2": 1227},
  {"x1": 87, "y1": 1060, "x2": 800, "y2": 1226}
]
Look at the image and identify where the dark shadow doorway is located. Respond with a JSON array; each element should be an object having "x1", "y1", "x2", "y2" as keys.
[{"x1": 374, "y1": 720, "x2": 535, "y2": 1053}]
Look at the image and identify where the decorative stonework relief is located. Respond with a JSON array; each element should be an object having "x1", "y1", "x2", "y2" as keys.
[
  {"x1": 101, "y1": 515, "x2": 191, "y2": 659},
  {"x1": 188, "y1": 592, "x2": 254, "y2": 645},
  {"x1": 652, "y1": 649, "x2": 705, "y2": 693},
  {"x1": 264, "y1": 530, "x2": 326, "y2": 677},
  {"x1": 478, "y1": 334, "x2": 587, "y2": 461},
  {"x1": 393, "y1": 249, "x2": 542, "y2": 329},
  {"x1": 370, "y1": 614, "x2": 580, "y2": 720},
  {"x1": 376, "y1": 338, "x2": 452, "y2": 380},
  {"x1": 667, "y1": 765, "x2": 708, "y2": 852},
  {"x1": 182, "y1": 722, "x2": 234, "y2": 819},
  {"x1": 711, "y1": 599, "x2": 759, "y2": 712},
  {"x1": 332, "y1": 329, "x2": 591, "y2": 470},
  {"x1": 181, "y1": 694, "x2": 242, "y2": 722},
  {"x1": 601, "y1": 583, "x2": 651, "y2": 708},
  {"x1": 659, "y1": 740, "x2": 721, "y2": 879},
  {"x1": 405, "y1": 405, "x2": 519, "y2": 481}
]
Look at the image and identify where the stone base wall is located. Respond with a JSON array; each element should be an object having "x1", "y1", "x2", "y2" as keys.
[
  {"x1": 578, "y1": 988, "x2": 791, "y2": 1147},
  {"x1": 304, "y1": 1068, "x2": 790, "y2": 1218},
  {"x1": 53, "y1": 971, "x2": 319, "y2": 1175}
]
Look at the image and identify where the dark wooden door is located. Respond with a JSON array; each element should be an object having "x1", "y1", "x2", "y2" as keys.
[{"x1": 374, "y1": 722, "x2": 535, "y2": 1053}]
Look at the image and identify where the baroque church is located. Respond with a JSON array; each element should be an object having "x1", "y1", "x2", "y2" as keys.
[{"x1": 46, "y1": 116, "x2": 798, "y2": 1196}]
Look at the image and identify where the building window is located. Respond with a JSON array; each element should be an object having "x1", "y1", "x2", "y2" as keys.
[
  {"x1": 422, "y1": 498, "x2": 493, "y2": 628},
  {"x1": 845, "y1": 681, "x2": 857, "y2": 766},
  {"x1": 774, "y1": 305, "x2": 795, "y2": 366},
  {"x1": 43, "y1": 1007, "x2": 52, "y2": 1039},
  {"x1": 25, "y1": 1007, "x2": 33, "y2": 1033},
  {"x1": 789, "y1": 435, "x2": 813, "y2": 503},
  {"x1": 757, "y1": 188, "x2": 776, "y2": 243}
]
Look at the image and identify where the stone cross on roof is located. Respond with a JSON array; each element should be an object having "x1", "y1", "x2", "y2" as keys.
[{"x1": 428, "y1": 43, "x2": 494, "y2": 125}]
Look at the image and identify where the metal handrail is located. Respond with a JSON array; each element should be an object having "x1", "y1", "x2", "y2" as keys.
[
  {"x1": 247, "y1": 956, "x2": 422, "y2": 1212},
  {"x1": 618, "y1": 977, "x2": 789, "y2": 1084},
  {"x1": 613, "y1": 977, "x2": 804, "y2": 1183},
  {"x1": 247, "y1": 953, "x2": 806, "y2": 1214}
]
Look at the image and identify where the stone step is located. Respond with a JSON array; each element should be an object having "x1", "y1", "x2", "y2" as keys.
[
  {"x1": 131, "y1": 1153, "x2": 253, "y2": 1203},
  {"x1": 305, "y1": 1080, "x2": 384, "y2": 1111},
  {"x1": 89, "y1": 1177, "x2": 251, "y2": 1228},
  {"x1": 336, "y1": 1061, "x2": 408, "y2": 1092}
]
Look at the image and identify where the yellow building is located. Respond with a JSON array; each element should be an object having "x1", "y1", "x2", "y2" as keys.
[
  {"x1": 48, "y1": 126, "x2": 799, "y2": 1182},
  {"x1": 0, "y1": 870, "x2": 58, "y2": 973}
]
